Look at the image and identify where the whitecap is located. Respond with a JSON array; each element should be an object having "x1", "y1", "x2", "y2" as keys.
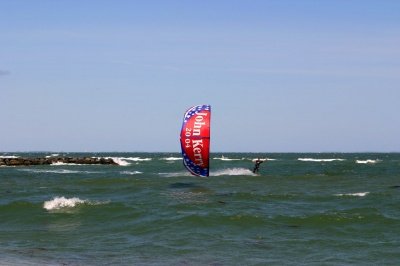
[
  {"x1": 43, "y1": 196, "x2": 108, "y2": 211},
  {"x1": 0, "y1": 155, "x2": 19, "y2": 159},
  {"x1": 51, "y1": 162, "x2": 85, "y2": 166},
  {"x1": 121, "y1": 157, "x2": 152, "y2": 162},
  {"x1": 356, "y1": 159, "x2": 379, "y2": 164},
  {"x1": 101, "y1": 157, "x2": 152, "y2": 166},
  {"x1": 298, "y1": 158, "x2": 345, "y2": 162},
  {"x1": 18, "y1": 169, "x2": 102, "y2": 174},
  {"x1": 212, "y1": 168, "x2": 255, "y2": 176},
  {"x1": 106, "y1": 157, "x2": 131, "y2": 166},
  {"x1": 251, "y1": 158, "x2": 270, "y2": 162},
  {"x1": 159, "y1": 157, "x2": 182, "y2": 161},
  {"x1": 45, "y1": 153, "x2": 60, "y2": 158},
  {"x1": 159, "y1": 171, "x2": 192, "y2": 177},
  {"x1": 213, "y1": 156, "x2": 241, "y2": 161},
  {"x1": 120, "y1": 170, "x2": 143, "y2": 175},
  {"x1": 43, "y1": 197, "x2": 87, "y2": 210},
  {"x1": 335, "y1": 192, "x2": 369, "y2": 197}
]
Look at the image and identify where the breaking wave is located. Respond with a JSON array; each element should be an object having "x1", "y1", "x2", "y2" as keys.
[
  {"x1": 159, "y1": 168, "x2": 255, "y2": 177},
  {"x1": 212, "y1": 168, "x2": 255, "y2": 176},
  {"x1": 298, "y1": 158, "x2": 346, "y2": 162},
  {"x1": 18, "y1": 169, "x2": 102, "y2": 174},
  {"x1": 51, "y1": 162, "x2": 85, "y2": 166},
  {"x1": 159, "y1": 157, "x2": 182, "y2": 161},
  {"x1": 120, "y1": 170, "x2": 143, "y2": 175},
  {"x1": 251, "y1": 158, "x2": 271, "y2": 162},
  {"x1": 356, "y1": 159, "x2": 380, "y2": 164},
  {"x1": 0, "y1": 155, "x2": 19, "y2": 159},
  {"x1": 335, "y1": 192, "x2": 370, "y2": 197},
  {"x1": 103, "y1": 157, "x2": 152, "y2": 166},
  {"x1": 43, "y1": 196, "x2": 107, "y2": 211},
  {"x1": 45, "y1": 153, "x2": 60, "y2": 158},
  {"x1": 213, "y1": 156, "x2": 242, "y2": 161},
  {"x1": 159, "y1": 171, "x2": 192, "y2": 177}
]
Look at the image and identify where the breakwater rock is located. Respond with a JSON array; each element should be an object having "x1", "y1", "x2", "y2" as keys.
[{"x1": 0, "y1": 157, "x2": 117, "y2": 166}]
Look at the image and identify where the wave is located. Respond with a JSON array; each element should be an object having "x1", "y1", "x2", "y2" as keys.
[
  {"x1": 159, "y1": 171, "x2": 192, "y2": 177},
  {"x1": 251, "y1": 158, "x2": 270, "y2": 162},
  {"x1": 43, "y1": 196, "x2": 107, "y2": 211},
  {"x1": 18, "y1": 169, "x2": 102, "y2": 174},
  {"x1": 0, "y1": 155, "x2": 19, "y2": 159},
  {"x1": 51, "y1": 162, "x2": 86, "y2": 166},
  {"x1": 213, "y1": 156, "x2": 242, "y2": 161},
  {"x1": 335, "y1": 192, "x2": 369, "y2": 197},
  {"x1": 120, "y1": 170, "x2": 143, "y2": 175},
  {"x1": 212, "y1": 168, "x2": 255, "y2": 176},
  {"x1": 45, "y1": 153, "x2": 60, "y2": 158},
  {"x1": 160, "y1": 168, "x2": 255, "y2": 177},
  {"x1": 298, "y1": 158, "x2": 346, "y2": 162},
  {"x1": 159, "y1": 157, "x2": 182, "y2": 161},
  {"x1": 101, "y1": 157, "x2": 152, "y2": 166},
  {"x1": 44, "y1": 197, "x2": 86, "y2": 210},
  {"x1": 356, "y1": 159, "x2": 380, "y2": 164}
]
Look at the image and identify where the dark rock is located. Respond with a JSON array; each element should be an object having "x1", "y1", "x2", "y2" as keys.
[{"x1": 1, "y1": 157, "x2": 117, "y2": 166}]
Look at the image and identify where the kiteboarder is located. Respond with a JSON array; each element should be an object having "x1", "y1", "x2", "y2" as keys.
[{"x1": 252, "y1": 158, "x2": 264, "y2": 174}]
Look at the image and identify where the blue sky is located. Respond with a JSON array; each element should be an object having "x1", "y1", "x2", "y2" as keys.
[{"x1": 1, "y1": 0, "x2": 399, "y2": 152}]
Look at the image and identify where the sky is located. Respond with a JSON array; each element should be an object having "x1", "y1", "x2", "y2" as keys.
[{"x1": 1, "y1": 0, "x2": 399, "y2": 152}]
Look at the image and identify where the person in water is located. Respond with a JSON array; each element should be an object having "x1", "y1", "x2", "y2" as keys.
[{"x1": 252, "y1": 158, "x2": 265, "y2": 173}]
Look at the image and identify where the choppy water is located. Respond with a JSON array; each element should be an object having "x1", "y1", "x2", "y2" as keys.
[{"x1": 1, "y1": 152, "x2": 399, "y2": 265}]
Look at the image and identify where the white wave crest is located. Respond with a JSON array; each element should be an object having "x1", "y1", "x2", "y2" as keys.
[
  {"x1": 107, "y1": 157, "x2": 131, "y2": 166},
  {"x1": 212, "y1": 168, "x2": 255, "y2": 176},
  {"x1": 51, "y1": 162, "x2": 85, "y2": 166},
  {"x1": 159, "y1": 171, "x2": 192, "y2": 177},
  {"x1": 120, "y1": 170, "x2": 143, "y2": 175},
  {"x1": 18, "y1": 169, "x2": 101, "y2": 174},
  {"x1": 43, "y1": 197, "x2": 87, "y2": 210},
  {"x1": 356, "y1": 159, "x2": 379, "y2": 164},
  {"x1": 122, "y1": 157, "x2": 152, "y2": 162},
  {"x1": 45, "y1": 153, "x2": 60, "y2": 158},
  {"x1": 298, "y1": 158, "x2": 345, "y2": 162},
  {"x1": 43, "y1": 196, "x2": 107, "y2": 211},
  {"x1": 160, "y1": 157, "x2": 182, "y2": 161},
  {"x1": 213, "y1": 156, "x2": 242, "y2": 161},
  {"x1": 251, "y1": 158, "x2": 270, "y2": 162},
  {"x1": 335, "y1": 192, "x2": 369, "y2": 197},
  {"x1": 103, "y1": 157, "x2": 152, "y2": 166},
  {"x1": 0, "y1": 155, "x2": 19, "y2": 159}
]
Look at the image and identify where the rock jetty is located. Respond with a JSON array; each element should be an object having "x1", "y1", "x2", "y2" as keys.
[{"x1": 0, "y1": 157, "x2": 117, "y2": 166}]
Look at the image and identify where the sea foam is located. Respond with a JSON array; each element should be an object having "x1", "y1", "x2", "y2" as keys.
[
  {"x1": 43, "y1": 196, "x2": 107, "y2": 211},
  {"x1": 43, "y1": 197, "x2": 87, "y2": 210},
  {"x1": 356, "y1": 159, "x2": 379, "y2": 164},
  {"x1": 120, "y1": 170, "x2": 143, "y2": 175},
  {"x1": 335, "y1": 192, "x2": 369, "y2": 197},
  {"x1": 213, "y1": 156, "x2": 242, "y2": 161},
  {"x1": 18, "y1": 169, "x2": 102, "y2": 174},
  {"x1": 104, "y1": 157, "x2": 152, "y2": 166},
  {"x1": 160, "y1": 157, "x2": 182, "y2": 161},
  {"x1": 45, "y1": 153, "x2": 60, "y2": 158},
  {"x1": 160, "y1": 168, "x2": 256, "y2": 177},
  {"x1": 298, "y1": 158, "x2": 345, "y2": 162},
  {"x1": 251, "y1": 158, "x2": 271, "y2": 162},
  {"x1": 212, "y1": 168, "x2": 255, "y2": 176},
  {"x1": 51, "y1": 162, "x2": 84, "y2": 166},
  {"x1": 0, "y1": 155, "x2": 19, "y2": 159}
]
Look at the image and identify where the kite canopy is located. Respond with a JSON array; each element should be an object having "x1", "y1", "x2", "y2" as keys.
[{"x1": 180, "y1": 105, "x2": 211, "y2": 177}]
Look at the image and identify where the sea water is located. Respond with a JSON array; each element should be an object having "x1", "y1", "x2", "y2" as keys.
[{"x1": 1, "y1": 152, "x2": 399, "y2": 265}]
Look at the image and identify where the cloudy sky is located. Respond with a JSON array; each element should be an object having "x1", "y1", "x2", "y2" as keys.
[{"x1": 1, "y1": 0, "x2": 399, "y2": 152}]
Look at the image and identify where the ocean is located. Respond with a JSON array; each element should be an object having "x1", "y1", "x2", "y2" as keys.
[{"x1": 1, "y1": 152, "x2": 399, "y2": 265}]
